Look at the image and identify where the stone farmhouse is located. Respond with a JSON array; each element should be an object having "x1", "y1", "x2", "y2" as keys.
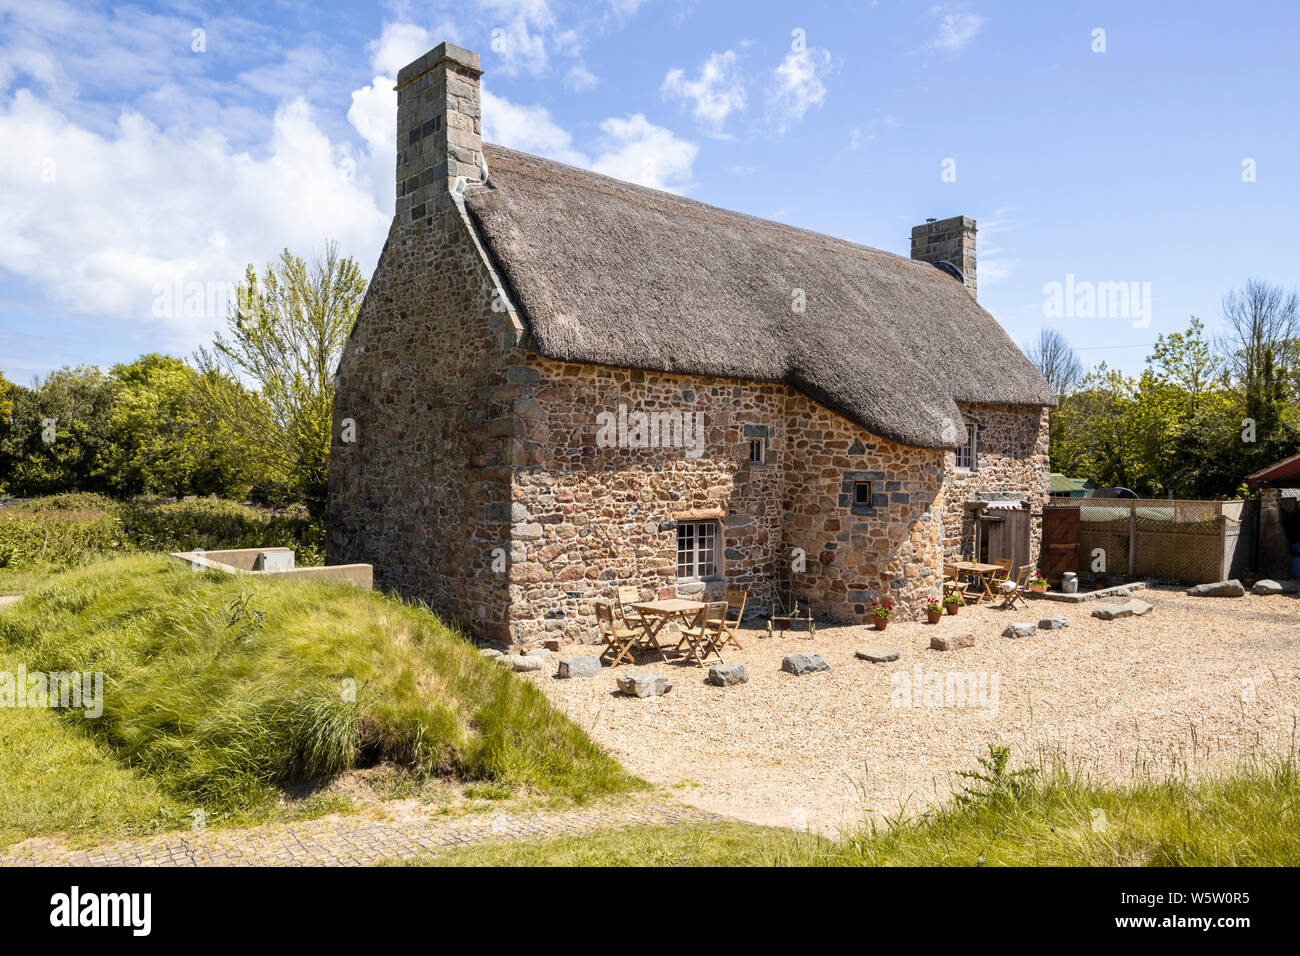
[{"x1": 326, "y1": 43, "x2": 1055, "y2": 645}]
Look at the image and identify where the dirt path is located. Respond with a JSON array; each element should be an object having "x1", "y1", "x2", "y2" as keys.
[{"x1": 1, "y1": 798, "x2": 721, "y2": 867}]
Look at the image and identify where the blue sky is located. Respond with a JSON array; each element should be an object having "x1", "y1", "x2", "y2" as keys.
[{"x1": 1, "y1": 0, "x2": 1296, "y2": 383}]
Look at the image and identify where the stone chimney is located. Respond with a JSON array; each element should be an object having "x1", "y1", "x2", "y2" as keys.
[
  {"x1": 394, "y1": 43, "x2": 484, "y2": 223},
  {"x1": 910, "y1": 215, "x2": 977, "y2": 299}
]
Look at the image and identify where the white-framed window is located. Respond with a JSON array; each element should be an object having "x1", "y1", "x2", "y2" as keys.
[
  {"x1": 955, "y1": 422, "x2": 976, "y2": 470},
  {"x1": 748, "y1": 438, "x2": 765, "y2": 464},
  {"x1": 676, "y1": 520, "x2": 718, "y2": 580}
]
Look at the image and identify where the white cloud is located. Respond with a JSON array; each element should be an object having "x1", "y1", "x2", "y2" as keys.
[
  {"x1": 928, "y1": 4, "x2": 986, "y2": 51},
  {"x1": 565, "y1": 63, "x2": 599, "y2": 91},
  {"x1": 768, "y1": 46, "x2": 832, "y2": 132},
  {"x1": 849, "y1": 114, "x2": 899, "y2": 149},
  {"x1": 0, "y1": 90, "x2": 388, "y2": 349},
  {"x1": 482, "y1": 0, "x2": 556, "y2": 75},
  {"x1": 482, "y1": 87, "x2": 587, "y2": 166},
  {"x1": 588, "y1": 114, "x2": 697, "y2": 192},
  {"x1": 661, "y1": 50, "x2": 746, "y2": 137}
]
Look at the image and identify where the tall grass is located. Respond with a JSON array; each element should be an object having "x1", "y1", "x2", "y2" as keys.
[
  {"x1": 395, "y1": 750, "x2": 1300, "y2": 867},
  {"x1": 0, "y1": 555, "x2": 636, "y2": 817}
]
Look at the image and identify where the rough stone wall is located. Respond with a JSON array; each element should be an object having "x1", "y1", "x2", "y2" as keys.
[
  {"x1": 939, "y1": 402, "x2": 1051, "y2": 563},
  {"x1": 503, "y1": 358, "x2": 787, "y2": 643},
  {"x1": 326, "y1": 201, "x2": 516, "y2": 641},
  {"x1": 780, "y1": 392, "x2": 946, "y2": 622},
  {"x1": 503, "y1": 363, "x2": 958, "y2": 640}
]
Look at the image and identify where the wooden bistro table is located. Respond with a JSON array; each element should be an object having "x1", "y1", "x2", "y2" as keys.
[
  {"x1": 629, "y1": 598, "x2": 706, "y2": 661},
  {"x1": 950, "y1": 561, "x2": 1004, "y2": 603}
]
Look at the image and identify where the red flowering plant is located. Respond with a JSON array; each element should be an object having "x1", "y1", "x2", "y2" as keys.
[
  {"x1": 871, "y1": 599, "x2": 895, "y2": 619},
  {"x1": 923, "y1": 598, "x2": 943, "y2": 614}
]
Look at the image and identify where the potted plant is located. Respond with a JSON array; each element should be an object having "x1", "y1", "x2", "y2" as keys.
[
  {"x1": 1029, "y1": 574, "x2": 1048, "y2": 594},
  {"x1": 871, "y1": 600, "x2": 894, "y2": 630},
  {"x1": 1241, "y1": 568, "x2": 1258, "y2": 589},
  {"x1": 924, "y1": 598, "x2": 943, "y2": 624},
  {"x1": 943, "y1": 591, "x2": 964, "y2": 615}
]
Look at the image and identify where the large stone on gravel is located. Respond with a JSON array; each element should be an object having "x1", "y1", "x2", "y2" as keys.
[
  {"x1": 1188, "y1": 580, "x2": 1245, "y2": 597},
  {"x1": 1127, "y1": 598, "x2": 1153, "y2": 616},
  {"x1": 706, "y1": 662, "x2": 749, "y2": 686},
  {"x1": 781, "y1": 653, "x2": 830, "y2": 675},
  {"x1": 1002, "y1": 622, "x2": 1037, "y2": 639},
  {"x1": 557, "y1": 656, "x2": 602, "y2": 679},
  {"x1": 1252, "y1": 579, "x2": 1284, "y2": 595},
  {"x1": 930, "y1": 632, "x2": 975, "y2": 651},
  {"x1": 855, "y1": 645, "x2": 901, "y2": 663},
  {"x1": 616, "y1": 671, "x2": 673, "y2": 697},
  {"x1": 506, "y1": 654, "x2": 547, "y2": 672},
  {"x1": 1091, "y1": 599, "x2": 1153, "y2": 620},
  {"x1": 479, "y1": 647, "x2": 503, "y2": 658},
  {"x1": 1038, "y1": 615, "x2": 1070, "y2": 630},
  {"x1": 522, "y1": 646, "x2": 551, "y2": 658},
  {"x1": 1091, "y1": 604, "x2": 1133, "y2": 621}
]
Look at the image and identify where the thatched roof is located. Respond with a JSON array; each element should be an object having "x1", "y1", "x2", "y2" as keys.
[{"x1": 462, "y1": 145, "x2": 1054, "y2": 450}]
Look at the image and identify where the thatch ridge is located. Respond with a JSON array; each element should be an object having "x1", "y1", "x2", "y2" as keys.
[{"x1": 462, "y1": 144, "x2": 1054, "y2": 449}]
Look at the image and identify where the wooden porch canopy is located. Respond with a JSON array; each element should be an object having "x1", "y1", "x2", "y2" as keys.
[{"x1": 1247, "y1": 451, "x2": 1300, "y2": 489}]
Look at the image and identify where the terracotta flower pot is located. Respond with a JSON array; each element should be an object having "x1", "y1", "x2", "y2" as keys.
[
  {"x1": 873, "y1": 617, "x2": 889, "y2": 630},
  {"x1": 1030, "y1": 584, "x2": 1047, "y2": 594},
  {"x1": 945, "y1": 604, "x2": 960, "y2": 615},
  {"x1": 926, "y1": 611, "x2": 942, "y2": 624}
]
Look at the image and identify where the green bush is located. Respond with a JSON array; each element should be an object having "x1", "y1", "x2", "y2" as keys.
[
  {"x1": 0, "y1": 495, "x2": 323, "y2": 571},
  {"x1": 115, "y1": 499, "x2": 323, "y2": 564},
  {"x1": 0, "y1": 556, "x2": 636, "y2": 815}
]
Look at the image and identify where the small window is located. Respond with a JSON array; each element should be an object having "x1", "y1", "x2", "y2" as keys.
[
  {"x1": 955, "y1": 423, "x2": 976, "y2": 470},
  {"x1": 676, "y1": 521, "x2": 718, "y2": 580},
  {"x1": 748, "y1": 438, "x2": 765, "y2": 464},
  {"x1": 853, "y1": 481, "x2": 873, "y2": 506}
]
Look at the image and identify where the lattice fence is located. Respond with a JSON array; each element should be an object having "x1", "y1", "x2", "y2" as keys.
[{"x1": 1055, "y1": 498, "x2": 1237, "y2": 584}]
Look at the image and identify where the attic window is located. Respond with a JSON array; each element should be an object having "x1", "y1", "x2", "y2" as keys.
[
  {"x1": 853, "y1": 481, "x2": 873, "y2": 506},
  {"x1": 955, "y1": 423, "x2": 977, "y2": 470},
  {"x1": 748, "y1": 438, "x2": 765, "y2": 464}
]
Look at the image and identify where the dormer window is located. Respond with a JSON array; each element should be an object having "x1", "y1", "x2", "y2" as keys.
[{"x1": 955, "y1": 422, "x2": 976, "y2": 470}]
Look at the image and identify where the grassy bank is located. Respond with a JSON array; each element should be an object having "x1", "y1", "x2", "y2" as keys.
[
  {"x1": 392, "y1": 755, "x2": 1300, "y2": 867},
  {"x1": 0, "y1": 556, "x2": 636, "y2": 843},
  {"x1": 0, "y1": 493, "x2": 324, "y2": 575}
]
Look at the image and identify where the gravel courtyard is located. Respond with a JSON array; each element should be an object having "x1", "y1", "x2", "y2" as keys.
[{"x1": 521, "y1": 587, "x2": 1300, "y2": 833}]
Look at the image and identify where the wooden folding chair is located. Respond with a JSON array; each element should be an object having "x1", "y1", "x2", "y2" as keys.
[
  {"x1": 995, "y1": 564, "x2": 1034, "y2": 610},
  {"x1": 677, "y1": 601, "x2": 728, "y2": 666},
  {"x1": 991, "y1": 558, "x2": 1013, "y2": 582},
  {"x1": 594, "y1": 600, "x2": 639, "y2": 666},
  {"x1": 718, "y1": 588, "x2": 748, "y2": 650},
  {"x1": 617, "y1": 586, "x2": 647, "y2": 631},
  {"x1": 942, "y1": 564, "x2": 962, "y2": 599}
]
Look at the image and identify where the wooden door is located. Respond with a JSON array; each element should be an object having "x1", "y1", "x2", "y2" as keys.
[
  {"x1": 981, "y1": 511, "x2": 1031, "y2": 572},
  {"x1": 1041, "y1": 506, "x2": 1081, "y2": 585}
]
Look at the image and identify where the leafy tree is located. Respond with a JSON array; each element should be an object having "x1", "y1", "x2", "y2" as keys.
[
  {"x1": 1147, "y1": 317, "x2": 1220, "y2": 415},
  {"x1": 0, "y1": 370, "x2": 11, "y2": 424},
  {"x1": 0, "y1": 367, "x2": 115, "y2": 496},
  {"x1": 195, "y1": 242, "x2": 366, "y2": 517},
  {"x1": 100, "y1": 354, "x2": 254, "y2": 498}
]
